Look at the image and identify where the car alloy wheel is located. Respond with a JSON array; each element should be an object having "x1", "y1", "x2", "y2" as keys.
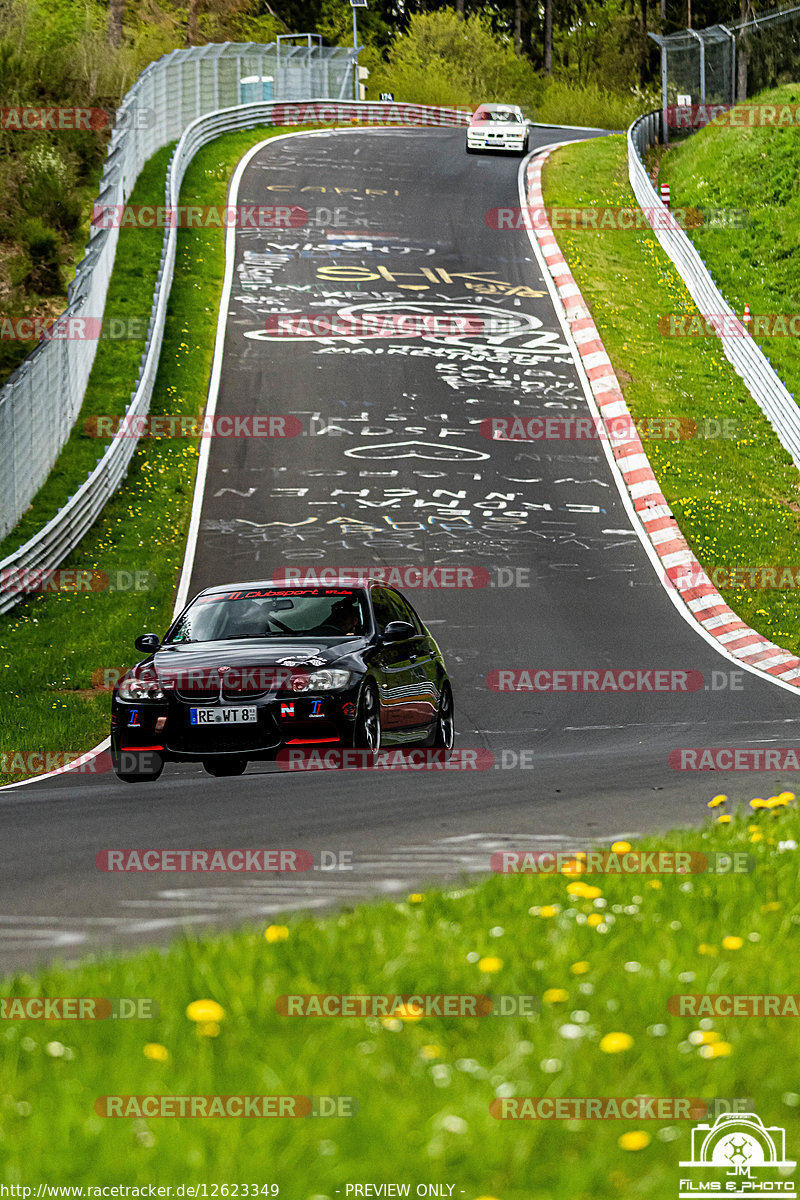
[
  {"x1": 355, "y1": 682, "x2": 381, "y2": 752},
  {"x1": 433, "y1": 684, "x2": 454, "y2": 753}
]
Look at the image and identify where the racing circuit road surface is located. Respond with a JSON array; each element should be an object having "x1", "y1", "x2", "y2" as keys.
[{"x1": 3, "y1": 125, "x2": 800, "y2": 970}]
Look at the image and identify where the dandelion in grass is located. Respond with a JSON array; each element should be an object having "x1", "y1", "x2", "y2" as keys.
[
  {"x1": 542, "y1": 988, "x2": 569, "y2": 1004},
  {"x1": 185, "y1": 999, "x2": 225, "y2": 1024},
  {"x1": 570, "y1": 961, "x2": 590, "y2": 975},
  {"x1": 611, "y1": 841, "x2": 631, "y2": 853},
  {"x1": 619, "y1": 1131, "x2": 650, "y2": 1150},
  {"x1": 477, "y1": 956, "x2": 503, "y2": 974},
  {"x1": 143, "y1": 1043, "x2": 169, "y2": 1062},
  {"x1": 721, "y1": 936, "x2": 743, "y2": 950},
  {"x1": 700, "y1": 1041, "x2": 732, "y2": 1059},
  {"x1": 599, "y1": 1032, "x2": 633, "y2": 1054},
  {"x1": 392, "y1": 1002, "x2": 424, "y2": 1023},
  {"x1": 264, "y1": 924, "x2": 289, "y2": 943},
  {"x1": 707, "y1": 794, "x2": 727, "y2": 808}
]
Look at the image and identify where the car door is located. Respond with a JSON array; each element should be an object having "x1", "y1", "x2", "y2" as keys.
[
  {"x1": 370, "y1": 587, "x2": 426, "y2": 741},
  {"x1": 386, "y1": 589, "x2": 439, "y2": 733}
]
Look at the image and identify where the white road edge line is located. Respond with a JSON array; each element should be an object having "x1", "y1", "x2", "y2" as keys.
[{"x1": 517, "y1": 146, "x2": 800, "y2": 697}]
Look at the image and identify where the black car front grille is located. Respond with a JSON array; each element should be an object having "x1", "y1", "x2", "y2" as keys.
[{"x1": 174, "y1": 687, "x2": 272, "y2": 703}]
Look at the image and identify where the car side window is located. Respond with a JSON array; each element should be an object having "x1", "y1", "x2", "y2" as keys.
[
  {"x1": 370, "y1": 588, "x2": 394, "y2": 634},
  {"x1": 386, "y1": 589, "x2": 423, "y2": 633}
]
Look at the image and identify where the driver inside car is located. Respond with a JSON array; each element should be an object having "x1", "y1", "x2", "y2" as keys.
[{"x1": 222, "y1": 601, "x2": 265, "y2": 639}]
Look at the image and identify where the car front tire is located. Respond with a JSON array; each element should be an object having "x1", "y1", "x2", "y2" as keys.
[
  {"x1": 352, "y1": 682, "x2": 381, "y2": 751},
  {"x1": 432, "y1": 684, "x2": 454, "y2": 757},
  {"x1": 113, "y1": 750, "x2": 164, "y2": 784}
]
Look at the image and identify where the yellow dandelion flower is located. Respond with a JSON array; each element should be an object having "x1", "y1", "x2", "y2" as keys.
[
  {"x1": 707, "y1": 794, "x2": 727, "y2": 808},
  {"x1": 408, "y1": 893, "x2": 425, "y2": 904},
  {"x1": 567, "y1": 882, "x2": 603, "y2": 900},
  {"x1": 721, "y1": 936, "x2": 743, "y2": 950},
  {"x1": 542, "y1": 988, "x2": 569, "y2": 1004},
  {"x1": 185, "y1": 999, "x2": 225, "y2": 1024},
  {"x1": 570, "y1": 961, "x2": 590, "y2": 974},
  {"x1": 750, "y1": 798, "x2": 766, "y2": 810},
  {"x1": 599, "y1": 1032, "x2": 634, "y2": 1054},
  {"x1": 394, "y1": 1003, "x2": 424, "y2": 1022},
  {"x1": 717, "y1": 814, "x2": 732, "y2": 824},
  {"x1": 611, "y1": 841, "x2": 632, "y2": 853},
  {"x1": 750, "y1": 832, "x2": 763, "y2": 843},
  {"x1": 421, "y1": 1044, "x2": 442, "y2": 1059},
  {"x1": 264, "y1": 924, "x2": 289, "y2": 943},
  {"x1": 197, "y1": 1021, "x2": 220, "y2": 1038},
  {"x1": 698, "y1": 943, "x2": 718, "y2": 956},
  {"x1": 587, "y1": 913, "x2": 603, "y2": 928},
  {"x1": 477, "y1": 956, "x2": 503, "y2": 973},
  {"x1": 143, "y1": 1043, "x2": 169, "y2": 1062},
  {"x1": 701, "y1": 1041, "x2": 732, "y2": 1058},
  {"x1": 646, "y1": 879, "x2": 662, "y2": 889},
  {"x1": 778, "y1": 791, "x2": 795, "y2": 803},
  {"x1": 538, "y1": 905, "x2": 558, "y2": 918},
  {"x1": 619, "y1": 1131, "x2": 651, "y2": 1151}
]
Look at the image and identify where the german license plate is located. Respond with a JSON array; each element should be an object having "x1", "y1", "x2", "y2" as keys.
[{"x1": 190, "y1": 707, "x2": 257, "y2": 725}]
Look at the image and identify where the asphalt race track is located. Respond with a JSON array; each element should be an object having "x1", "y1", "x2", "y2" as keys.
[{"x1": 3, "y1": 125, "x2": 800, "y2": 971}]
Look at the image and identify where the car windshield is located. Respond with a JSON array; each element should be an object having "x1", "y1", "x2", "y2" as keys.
[
  {"x1": 474, "y1": 109, "x2": 521, "y2": 122},
  {"x1": 166, "y1": 588, "x2": 369, "y2": 643}
]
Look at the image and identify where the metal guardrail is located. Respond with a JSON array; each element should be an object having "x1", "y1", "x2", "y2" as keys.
[
  {"x1": 0, "y1": 42, "x2": 358, "y2": 546},
  {"x1": 628, "y1": 110, "x2": 800, "y2": 467},
  {"x1": 0, "y1": 98, "x2": 470, "y2": 614}
]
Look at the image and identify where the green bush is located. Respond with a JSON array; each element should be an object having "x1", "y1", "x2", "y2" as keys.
[
  {"x1": 21, "y1": 143, "x2": 80, "y2": 232},
  {"x1": 535, "y1": 79, "x2": 659, "y2": 130},
  {"x1": 18, "y1": 217, "x2": 62, "y2": 292},
  {"x1": 368, "y1": 8, "x2": 543, "y2": 111}
]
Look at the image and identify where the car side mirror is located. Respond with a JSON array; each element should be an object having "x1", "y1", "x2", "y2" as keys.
[
  {"x1": 134, "y1": 633, "x2": 161, "y2": 653},
  {"x1": 381, "y1": 620, "x2": 415, "y2": 642}
]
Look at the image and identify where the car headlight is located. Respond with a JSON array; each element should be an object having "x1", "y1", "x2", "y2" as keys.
[
  {"x1": 291, "y1": 669, "x2": 352, "y2": 693},
  {"x1": 118, "y1": 674, "x2": 165, "y2": 701}
]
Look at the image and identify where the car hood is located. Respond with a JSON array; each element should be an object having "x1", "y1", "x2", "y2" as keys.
[{"x1": 138, "y1": 638, "x2": 371, "y2": 678}]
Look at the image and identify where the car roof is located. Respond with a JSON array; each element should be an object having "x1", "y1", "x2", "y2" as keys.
[{"x1": 474, "y1": 103, "x2": 523, "y2": 113}]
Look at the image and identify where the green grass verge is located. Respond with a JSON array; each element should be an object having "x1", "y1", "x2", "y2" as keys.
[
  {"x1": 661, "y1": 84, "x2": 800, "y2": 406},
  {"x1": 0, "y1": 798, "x2": 798, "y2": 1190},
  {"x1": 0, "y1": 125, "x2": 317, "y2": 784},
  {"x1": 542, "y1": 134, "x2": 800, "y2": 654}
]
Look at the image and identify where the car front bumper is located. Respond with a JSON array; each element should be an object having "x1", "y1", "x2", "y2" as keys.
[{"x1": 111, "y1": 686, "x2": 361, "y2": 761}]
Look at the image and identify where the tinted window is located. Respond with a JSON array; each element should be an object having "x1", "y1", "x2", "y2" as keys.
[
  {"x1": 387, "y1": 589, "x2": 423, "y2": 633},
  {"x1": 371, "y1": 588, "x2": 421, "y2": 634},
  {"x1": 167, "y1": 589, "x2": 368, "y2": 643}
]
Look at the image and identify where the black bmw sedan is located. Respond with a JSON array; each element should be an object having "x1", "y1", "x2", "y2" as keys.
[{"x1": 110, "y1": 579, "x2": 454, "y2": 782}]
